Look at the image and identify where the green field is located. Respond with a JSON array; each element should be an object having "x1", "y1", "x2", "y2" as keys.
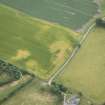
[
  {"x1": 0, "y1": 0, "x2": 98, "y2": 29},
  {"x1": 101, "y1": 0, "x2": 105, "y2": 15},
  {"x1": 0, "y1": 4, "x2": 78, "y2": 79},
  {"x1": 0, "y1": 1, "x2": 104, "y2": 105},
  {"x1": 2, "y1": 79, "x2": 62, "y2": 105},
  {"x1": 56, "y1": 27, "x2": 105, "y2": 104}
]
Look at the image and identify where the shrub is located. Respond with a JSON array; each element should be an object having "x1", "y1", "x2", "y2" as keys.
[
  {"x1": 96, "y1": 18, "x2": 105, "y2": 27},
  {"x1": 51, "y1": 82, "x2": 67, "y2": 95}
]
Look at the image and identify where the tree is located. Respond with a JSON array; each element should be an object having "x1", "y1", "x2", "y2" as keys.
[
  {"x1": 51, "y1": 82, "x2": 67, "y2": 95},
  {"x1": 96, "y1": 18, "x2": 105, "y2": 27},
  {"x1": 102, "y1": 102, "x2": 105, "y2": 105}
]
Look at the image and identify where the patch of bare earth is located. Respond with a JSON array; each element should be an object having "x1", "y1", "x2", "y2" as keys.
[
  {"x1": 12, "y1": 49, "x2": 30, "y2": 60},
  {"x1": 50, "y1": 41, "x2": 72, "y2": 66}
]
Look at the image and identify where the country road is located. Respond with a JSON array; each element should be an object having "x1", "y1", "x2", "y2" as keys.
[{"x1": 48, "y1": 23, "x2": 96, "y2": 85}]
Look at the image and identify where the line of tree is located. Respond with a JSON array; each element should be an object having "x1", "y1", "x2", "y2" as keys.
[
  {"x1": 0, "y1": 59, "x2": 35, "y2": 86},
  {"x1": 0, "y1": 60, "x2": 22, "y2": 81},
  {"x1": 50, "y1": 82, "x2": 68, "y2": 95}
]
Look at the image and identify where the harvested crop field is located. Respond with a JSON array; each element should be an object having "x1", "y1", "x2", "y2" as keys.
[{"x1": 56, "y1": 26, "x2": 105, "y2": 104}]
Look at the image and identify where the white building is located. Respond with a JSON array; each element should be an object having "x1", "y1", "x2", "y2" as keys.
[{"x1": 64, "y1": 95, "x2": 80, "y2": 105}]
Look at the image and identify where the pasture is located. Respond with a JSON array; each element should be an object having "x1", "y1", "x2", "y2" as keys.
[
  {"x1": 0, "y1": 74, "x2": 32, "y2": 103},
  {"x1": 0, "y1": 0, "x2": 98, "y2": 29},
  {"x1": 2, "y1": 79, "x2": 62, "y2": 105},
  {"x1": 0, "y1": 4, "x2": 77, "y2": 79},
  {"x1": 56, "y1": 27, "x2": 105, "y2": 104}
]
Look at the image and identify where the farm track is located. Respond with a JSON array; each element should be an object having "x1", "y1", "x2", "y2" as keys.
[
  {"x1": 48, "y1": 23, "x2": 96, "y2": 85},
  {"x1": 48, "y1": 16, "x2": 105, "y2": 86}
]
